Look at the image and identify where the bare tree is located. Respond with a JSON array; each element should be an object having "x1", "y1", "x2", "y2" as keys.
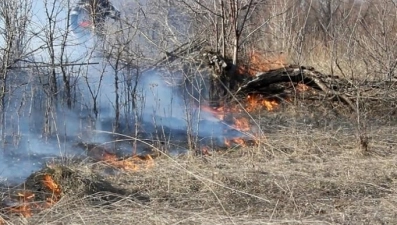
[
  {"x1": 0, "y1": 0, "x2": 32, "y2": 143},
  {"x1": 173, "y1": 0, "x2": 271, "y2": 66},
  {"x1": 32, "y1": 0, "x2": 77, "y2": 136}
]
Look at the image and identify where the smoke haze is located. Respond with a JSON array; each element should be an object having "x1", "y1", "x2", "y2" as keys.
[{"x1": 0, "y1": 0, "x2": 242, "y2": 184}]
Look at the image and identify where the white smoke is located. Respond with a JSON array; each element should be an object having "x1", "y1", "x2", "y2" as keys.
[{"x1": 0, "y1": 0, "x2": 238, "y2": 184}]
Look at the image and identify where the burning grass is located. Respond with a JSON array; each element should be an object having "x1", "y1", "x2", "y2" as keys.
[
  {"x1": 246, "y1": 94, "x2": 279, "y2": 112},
  {"x1": 102, "y1": 153, "x2": 155, "y2": 171},
  {"x1": 199, "y1": 92, "x2": 282, "y2": 149},
  {"x1": 80, "y1": 142, "x2": 156, "y2": 172},
  {"x1": 1, "y1": 82, "x2": 397, "y2": 224},
  {"x1": 2, "y1": 111, "x2": 397, "y2": 224},
  {"x1": 0, "y1": 142, "x2": 157, "y2": 219},
  {"x1": 196, "y1": 100, "x2": 273, "y2": 151},
  {"x1": 42, "y1": 175, "x2": 62, "y2": 197},
  {"x1": 2, "y1": 174, "x2": 63, "y2": 218},
  {"x1": 0, "y1": 163, "x2": 134, "y2": 220},
  {"x1": 1, "y1": 102, "x2": 395, "y2": 224}
]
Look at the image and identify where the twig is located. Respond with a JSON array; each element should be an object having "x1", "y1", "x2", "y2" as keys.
[{"x1": 7, "y1": 62, "x2": 100, "y2": 69}]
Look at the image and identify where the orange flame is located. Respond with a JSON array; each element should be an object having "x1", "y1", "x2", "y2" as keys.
[
  {"x1": 232, "y1": 117, "x2": 250, "y2": 132},
  {"x1": 0, "y1": 171, "x2": 108, "y2": 220},
  {"x1": 102, "y1": 152, "x2": 154, "y2": 171},
  {"x1": 7, "y1": 191, "x2": 41, "y2": 218},
  {"x1": 222, "y1": 116, "x2": 258, "y2": 147},
  {"x1": 232, "y1": 138, "x2": 247, "y2": 146},
  {"x1": 224, "y1": 137, "x2": 247, "y2": 147},
  {"x1": 201, "y1": 97, "x2": 274, "y2": 149},
  {"x1": 296, "y1": 83, "x2": 310, "y2": 92},
  {"x1": 198, "y1": 146, "x2": 212, "y2": 156},
  {"x1": 42, "y1": 174, "x2": 62, "y2": 197},
  {"x1": 246, "y1": 94, "x2": 279, "y2": 112},
  {"x1": 8, "y1": 203, "x2": 32, "y2": 218},
  {"x1": 201, "y1": 94, "x2": 278, "y2": 122},
  {"x1": 262, "y1": 99, "x2": 278, "y2": 111},
  {"x1": 6, "y1": 175, "x2": 63, "y2": 218},
  {"x1": 238, "y1": 51, "x2": 286, "y2": 76},
  {"x1": 102, "y1": 151, "x2": 118, "y2": 161},
  {"x1": 201, "y1": 105, "x2": 226, "y2": 120},
  {"x1": 17, "y1": 191, "x2": 35, "y2": 201}
]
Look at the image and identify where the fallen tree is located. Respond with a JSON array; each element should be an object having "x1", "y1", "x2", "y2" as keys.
[
  {"x1": 236, "y1": 65, "x2": 356, "y2": 110},
  {"x1": 190, "y1": 50, "x2": 397, "y2": 114}
]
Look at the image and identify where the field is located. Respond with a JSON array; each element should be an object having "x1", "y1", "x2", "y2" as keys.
[
  {"x1": 2, "y1": 101, "x2": 396, "y2": 225},
  {"x1": 1, "y1": 1, "x2": 397, "y2": 224}
]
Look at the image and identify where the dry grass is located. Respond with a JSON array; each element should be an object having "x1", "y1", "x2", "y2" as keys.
[
  {"x1": 2, "y1": 103, "x2": 397, "y2": 225},
  {"x1": 289, "y1": 41, "x2": 387, "y2": 83}
]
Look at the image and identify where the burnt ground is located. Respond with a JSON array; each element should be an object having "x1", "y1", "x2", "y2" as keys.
[{"x1": 1, "y1": 98, "x2": 397, "y2": 225}]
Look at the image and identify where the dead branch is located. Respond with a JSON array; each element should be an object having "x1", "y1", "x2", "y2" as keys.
[
  {"x1": 7, "y1": 62, "x2": 100, "y2": 69},
  {"x1": 236, "y1": 65, "x2": 357, "y2": 110}
]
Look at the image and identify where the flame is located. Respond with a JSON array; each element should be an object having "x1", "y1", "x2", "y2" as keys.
[
  {"x1": 1, "y1": 157, "x2": 148, "y2": 220},
  {"x1": 201, "y1": 94, "x2": 279, "y2": 122},
  {"x1": 6, "y1": 175, "x2": 62, "y2": 218},
  {"x1": 7, "y1": 198, "x2": 57, "y2": 218},
  {"x1": 12, "y1": 192, "x2": 34, "y2": 218},
  {"x1": 232, "y1": 117, "x2": 250, "y2": 132},
  {"x1": 8, "y1": 203, "x2": 32, "y2": 218},
  {"x1": 102, "y1": 151, "x2": 118, "y2": 161},
  {"x1": 198, "y1": 146, "x2": 212, "y2": 156},
  {"x1": 296, "y1": 83, "x2": 310, "y2": 92},
  {"x1": 224, "y1": 137, "x2": 247, "y2": 148},
  {"x1": 201, "y1": 105, "x2": 226, "y2": 120},
  {"x1": 262, "y1": 99, "x2": 278, "y2": 111},
  {"x1": 42, "y1": 174, "x2": 62, "y2": 197},
  {"x1": 246, "y1": 94, "x2": 279, "y2": 112},
  {"x1": 17, "y1": 191, "x2": 35, "y2": 201},
  {"x1": 102, "y1": 152, "x2": 154, "y2": 171},
  {"x1": 232, "y1": 138, "x2": 246, "y2": 146},
  {"x1": 223, "y1": 116, "x2": 258, "y2": 147},
  {"x1": 7, "y1": 191, "x2": 40, "y2": 218},
  {"x1": 238, "y1": 51, "x2": 286, "y2": 76},
  {"x1": 200, "y1": 97, "x2": 272, "y2": 149}
]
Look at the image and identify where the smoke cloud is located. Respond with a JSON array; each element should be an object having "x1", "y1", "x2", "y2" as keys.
[{"x1": 0, "y1": 1, "x2": 242, "y2": 184}]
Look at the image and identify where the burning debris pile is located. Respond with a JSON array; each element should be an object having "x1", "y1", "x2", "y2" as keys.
[
  {"x1": 236, "y1": 65, "x2": 356, "y2": 110},
  {"x1": 198, "y1": 49, "x2": 397, "y2": 115}
]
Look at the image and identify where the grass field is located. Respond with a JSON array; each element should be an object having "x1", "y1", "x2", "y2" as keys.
[{"x1": 2, "y1": 100, "x2": 397, "y2": 225}]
